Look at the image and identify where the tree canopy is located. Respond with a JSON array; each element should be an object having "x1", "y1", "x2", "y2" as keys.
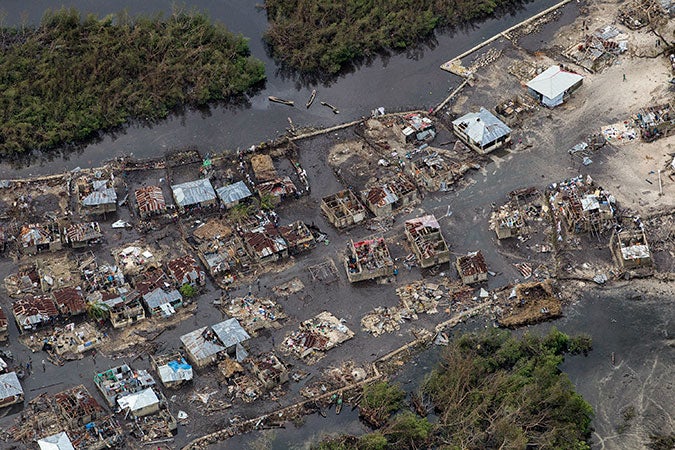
[
  {"x1": 0, "y1": 8, "x2": 266, "y2": 155},
  {"x1": 264, "y1": 0, "x2": 524, "y2": 74},
  {"x1": 315, "y1": 328, "x2": 593, "y2": 450}
]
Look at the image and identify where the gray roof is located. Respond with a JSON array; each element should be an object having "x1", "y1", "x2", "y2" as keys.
[
  {"x1": 171, "y1": 179, "x2": 216, "y2": 207},
  {"x1": 82, "y1": 188, "x2": 117, "y2": 206},
  {"x1": 38, "y1": 432, "x2": 75, "y2": 450},
  {"x1": 143, "y1": 288, "x2": 182, "y2": 310},
  {"x1": 452, "y1": 108, "x2": 511, "y2": 147},
  {"x1": 216, "y1": 181, "x2": 253, "y2": 205},
  {"x1": 212, "y1": 318, "x2": 251, "y2": 348},
  {"x1": 180, "y1": 326, "x2": 226, "y2": 361},
  {"x1": 0, "y1": 371, "x2": 23, "y2": 399}
]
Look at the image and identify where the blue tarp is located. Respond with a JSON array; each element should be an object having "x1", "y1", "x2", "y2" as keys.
[{"x1": 167, "y1": 360, "x2": 192, "y2": 371}]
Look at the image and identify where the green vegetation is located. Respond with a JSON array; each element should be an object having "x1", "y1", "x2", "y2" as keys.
[
  {"x1": 264, "y1": 0, "x2": 524, "y2": 74},
  {"x1": 314, "y1": 328, "x2": 593, "y2": 450},
  {"x1": 86, "y1": 301, "x2": 109, "y2": 321},
  {"x1": 0, "y1": 8, "x2": 266, "y2": 155},
  {"x1": 179, "y1": 283, "x2": 197, "y2": 299}
]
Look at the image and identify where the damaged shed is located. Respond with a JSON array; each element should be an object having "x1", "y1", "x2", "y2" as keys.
[
  {"x1": 456, "y1": 251, "x2": 489, "y2": 285},
  {"x1": 63, "y1": 222, "x2": 102, "y2": 248},
  {"x1": 135, "y1": 185, "x2": 166, "y2": 219},
  {"x1": 345, "y1": 238, "x2": 394, "y2": 283},
  {"x1": 79, "y1": 177, "x2": 117, "y2": 215},
  {"x1": 611, "y1": 227, "x2": 653, "y2": 269},
  {"x1": 116, "y1": 387, "x2": 160, "y2": 417},
  {"x1": 12, "y1": 294, "x2": 59, "y2": 332},
  {"x1": 167, "y1": 254, "x2": 205, "y2": 287},
  {"x1": 404, "y1": 215, "x2": 451, "y2": 268},
  {"x1": 397, "y1": 113, "x2": 436, "y2": 143},
  {"x1": 243, "y1": 224, "x2": 289, "y2": 263},
  {"x1": 19, "y1": 223, "x2": 62, "y2": 255},
  {"x1": 321, "y1": 190, "x2": 367, "y2": 229}
]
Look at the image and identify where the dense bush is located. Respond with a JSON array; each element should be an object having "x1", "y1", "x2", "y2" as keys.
[
  {"x1": 264, "y1": 0, "x2": 524, "y2": 74},
  {"x1": 0, "y1": 8, "x2": 266, "y2": 155}
]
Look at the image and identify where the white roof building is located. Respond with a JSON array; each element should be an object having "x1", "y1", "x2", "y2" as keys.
[
  {"x1": 452, "y1": 108, "x2": 512, "y2": 154},
  {"x1": 526, "y1": 65, "x2": 584, "y2": 107},
  {"x1": 37, "y1": 432, "x2": 75, "y2": 450},
  {"x1": 117, "y1": 387, "x2": 160, "y2": 417},
  {"x1": 171, "y1": 179, "x2": 217, "y2": 208}
]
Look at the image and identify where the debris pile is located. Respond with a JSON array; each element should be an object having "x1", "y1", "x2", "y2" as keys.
[
  {"x1": 224, "y1": 295, "x2": 287, "y2": 335},
  {"x1": 281, "y1": 311, "x2": 354, "y2": 364},
  {"x1": 496, "y1": 280, "x2": 562, "y2": 327}
]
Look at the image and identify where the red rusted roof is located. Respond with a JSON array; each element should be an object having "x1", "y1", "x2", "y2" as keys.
[
  {"x1": 167, "y1": 254, "x2": 203, "y2": 285},
  {"x1": 52, "y1": 286, "x2": 87, "y2": 316},
  {"x1": 12, "y1": 295, "x2": 59, "y2": 322},
  {"x1": 135, "y1": 185, "x2": 166, "y2": 215},
  {"x1": 457, "y1": 251, "x2": 488, "y2": 276}
]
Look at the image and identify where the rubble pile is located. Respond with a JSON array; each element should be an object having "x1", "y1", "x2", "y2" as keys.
[
  {"x1": 281, "y1": 311, "x2": 354, "y2": 364},
  {"x1": 272, "y1": 277, "x2": 305, "y2": 296},
  {"x1": 224, "y1": 295, "x2": 287, "y2": 335},
  {"x1": 495, "y1": 280, "x2": 562, "y2": 327}
]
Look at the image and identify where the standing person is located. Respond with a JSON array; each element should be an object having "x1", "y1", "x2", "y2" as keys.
[{"x1": 42, "y1": 359, "x2": 46, "y2": 372}]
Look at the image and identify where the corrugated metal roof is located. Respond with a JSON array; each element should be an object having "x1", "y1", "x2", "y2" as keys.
[
  {"x1": 37, "y1": 432, "x2": 74, "y2": 450},
  {"x1": 65, "y1": 222, "x2": 101, "y2": 243},
  {"x1": 135, "y1": 185, "x2": 166, "y2": 214},
  {"x1": 143, "y1": 288, "x2": 182, "y2": 310},
  {"x1": 0, "y1": 371, "x2": 23, "y2": 399},
  {"x1": 216, "y1": 181, "x2": 252, "y2": 205},
  {"x1": 52, "y1": 286, "x2": 86, "y2": 315},
  {"x1": 158, "y1": 360, "x2": 193, "y2": 384},
  {"x1": 212, "y1": 318, "x2": 250, "y2": 349},
  {"x1": 116, "y1": 387, "x2": 159, "y2": 412},
  {"x1": 452, "y1": 108, "x2": 511, "y2": 147},
  {"x1": 365, "y1": 186, "x2": 398, "y2": 207},
  {"x1": 82, "y1": 188, "x2": 117, "y2": 206},
  {"x1": 171, "y1": 179, "x2": 216, "y2": 207},
  {"x1": 180, "y1": 326, "x2": 226, "y2": 361},
  {"x1": 526, "y1": 65, "x2": 584, "y2": 100},
  {"x1": 405, "y1": 214, "x2": 441, "y2": 233}
]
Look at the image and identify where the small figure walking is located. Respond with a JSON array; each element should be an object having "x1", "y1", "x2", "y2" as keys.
[
  {"x1": 623, "y1": 73, "x2": 626, "y2": 82},
  {"x1": 42, "y1": 359, "x2": 46, "y2": 372},
  {"x1": 271, "y1": 336, "x2": 275, "y2": 348}
]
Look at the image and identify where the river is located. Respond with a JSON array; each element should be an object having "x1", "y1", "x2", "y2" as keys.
[{"x1": 0, "y1": 0, "x2": 569, "y2": 177}]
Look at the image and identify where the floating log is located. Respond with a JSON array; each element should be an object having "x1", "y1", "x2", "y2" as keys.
[
  {"x1": 269, "y1": 96, "x2": 294, "y2": 107},
  {"x1": 306, "y1": 89, "x2": 317, "y2": 108},
  {"x1": 320, "y1": 101, "x2": 339, "y2": 114}
]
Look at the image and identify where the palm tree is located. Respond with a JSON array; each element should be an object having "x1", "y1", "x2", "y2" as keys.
[
  {"x1": 259, "y1": 193, "x2": 276, "y2": 211},
  {"x1": 229, "y1": 203, "x2": 252, "y2": 223},
  {"x1": 86, "y1": 301, "x2": 109, "y2": 322}
]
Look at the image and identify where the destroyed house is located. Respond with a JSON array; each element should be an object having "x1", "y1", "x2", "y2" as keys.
[
  {"x1": 549, "y1": 177, "x2": 615, "y2": 234},
  {"x1": 406, "y1": 150, "x2": 460, "y2": 192},
  {"x1": 321, "y1": 190, "x2": 367, "y2": 229},
  {"x1": 142, "y1": 287, "x2": 183, "y2": 317},
  {"x1": 193, "y1": 220, "x2": 250, "y2": 280},
  {"x1": 361, "y1": 185, "x2": 398, "y2": 217},
  {"x1": 491, "y1": 204, "x2": 527, "y2": 239},
  {"x1": 117, "y1": 387, "x2": 160, "y2": 417},
  {"x1": 216, "y1": 181, "x2": 253, "y2": 208},
  {"x1": 452, "y1": 107, "x2": 512, "y2": 154},
  {"x1": 256, "y1": 176, "x2": 298, "y2": 203},
  {"x1": 0, "y1": 307, "x2": 7, "y2": 341},
  {"x1": 388, "y1": 175, "x2": 418, "y2": 206},
  {"x1": 180, "y1": 318, "x2": 250, "y2": 368},
  {"x1": 279, "y1": 221, "x2": 316, "y2": 255},
  {"x1": 171, "y1": 178, "x2": 217, "y2": 211},
  {"x1": 565, "y1": 26, "x2": 627, "y2": 72},
  {"x1": 251, "y1": 353, "x2": 289, "y2": 389},
  {"x1": 37, "y1": 432, "x2": 75, "y2": 450},
  {"x1": 243, "y1": 224, "x2": 289, "y2": 263},
  {"x1": 634, "y1": 104, "x2": 673, "y2": 142},
  {"x1": 526, "y1": 65, "x2": 584, "y2": 108},
  {"x1": 345, "y1": 238, "x2": 394, "y2": 283},
  {"x1": 19, "y1": 223, "x2": 62, "y2": 254},
  {"x1": 456, "y1": 251, "x2": 488, "y2": 285},
  {"x1": 94, "y1": 364, "x2": 156, "y2": 407},
  {"x1": 167, "y1": 254, "x2": 205, "y2": 287},
  {"x1": 54, "y1": 385, "x2": 104, "y2": 428},
  {"x1": 63, "y1": 222, "x2": 102, "y2": 248},
  {"x1": 133, "y1": 267, "x2": 170, "y2": 296},
  {"x1": 52, "y1": 287, "x2": 86, "y2": 317},
  {"x1": 282, "y1": 311, "x2": 354, "y2": 360},
  {"x1": 250, "y1": 154, "x2": 278, "y2": 182},
  {"x1": 80, "y1": 178, "x2": 117, "y2": 215},
  {"x1": 93, "y1": 289, "x2": 145, "y2": 329},
  {"x1": 611, "y1": 228, "x2": 653, "y2": 269},
  {"x1": 12, "y1": 295, "x2": 59, "y2": 332},
  {"x1": 151, "y1": 353, "x2": 193, "y2": 388},
  {"x1": 404, "y1": 215, "x2": 451, "y2": 268},
  {"x1": 0, "y1": 372, "x2": 23, "y2": 407},
  {"x1": 397, "y1": 113, "x2": 436, "y2": 143},
  {"x1": 135, "y1": 185, "x2": 166, "y2": 219}
]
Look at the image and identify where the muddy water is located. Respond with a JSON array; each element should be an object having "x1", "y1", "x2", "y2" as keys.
[
  {"x1": 0, "y1": 0, "x2": 571, "y2": 177},
  {"x1": 227, "y1": 288, "x2": 674, "y2": 450}
]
